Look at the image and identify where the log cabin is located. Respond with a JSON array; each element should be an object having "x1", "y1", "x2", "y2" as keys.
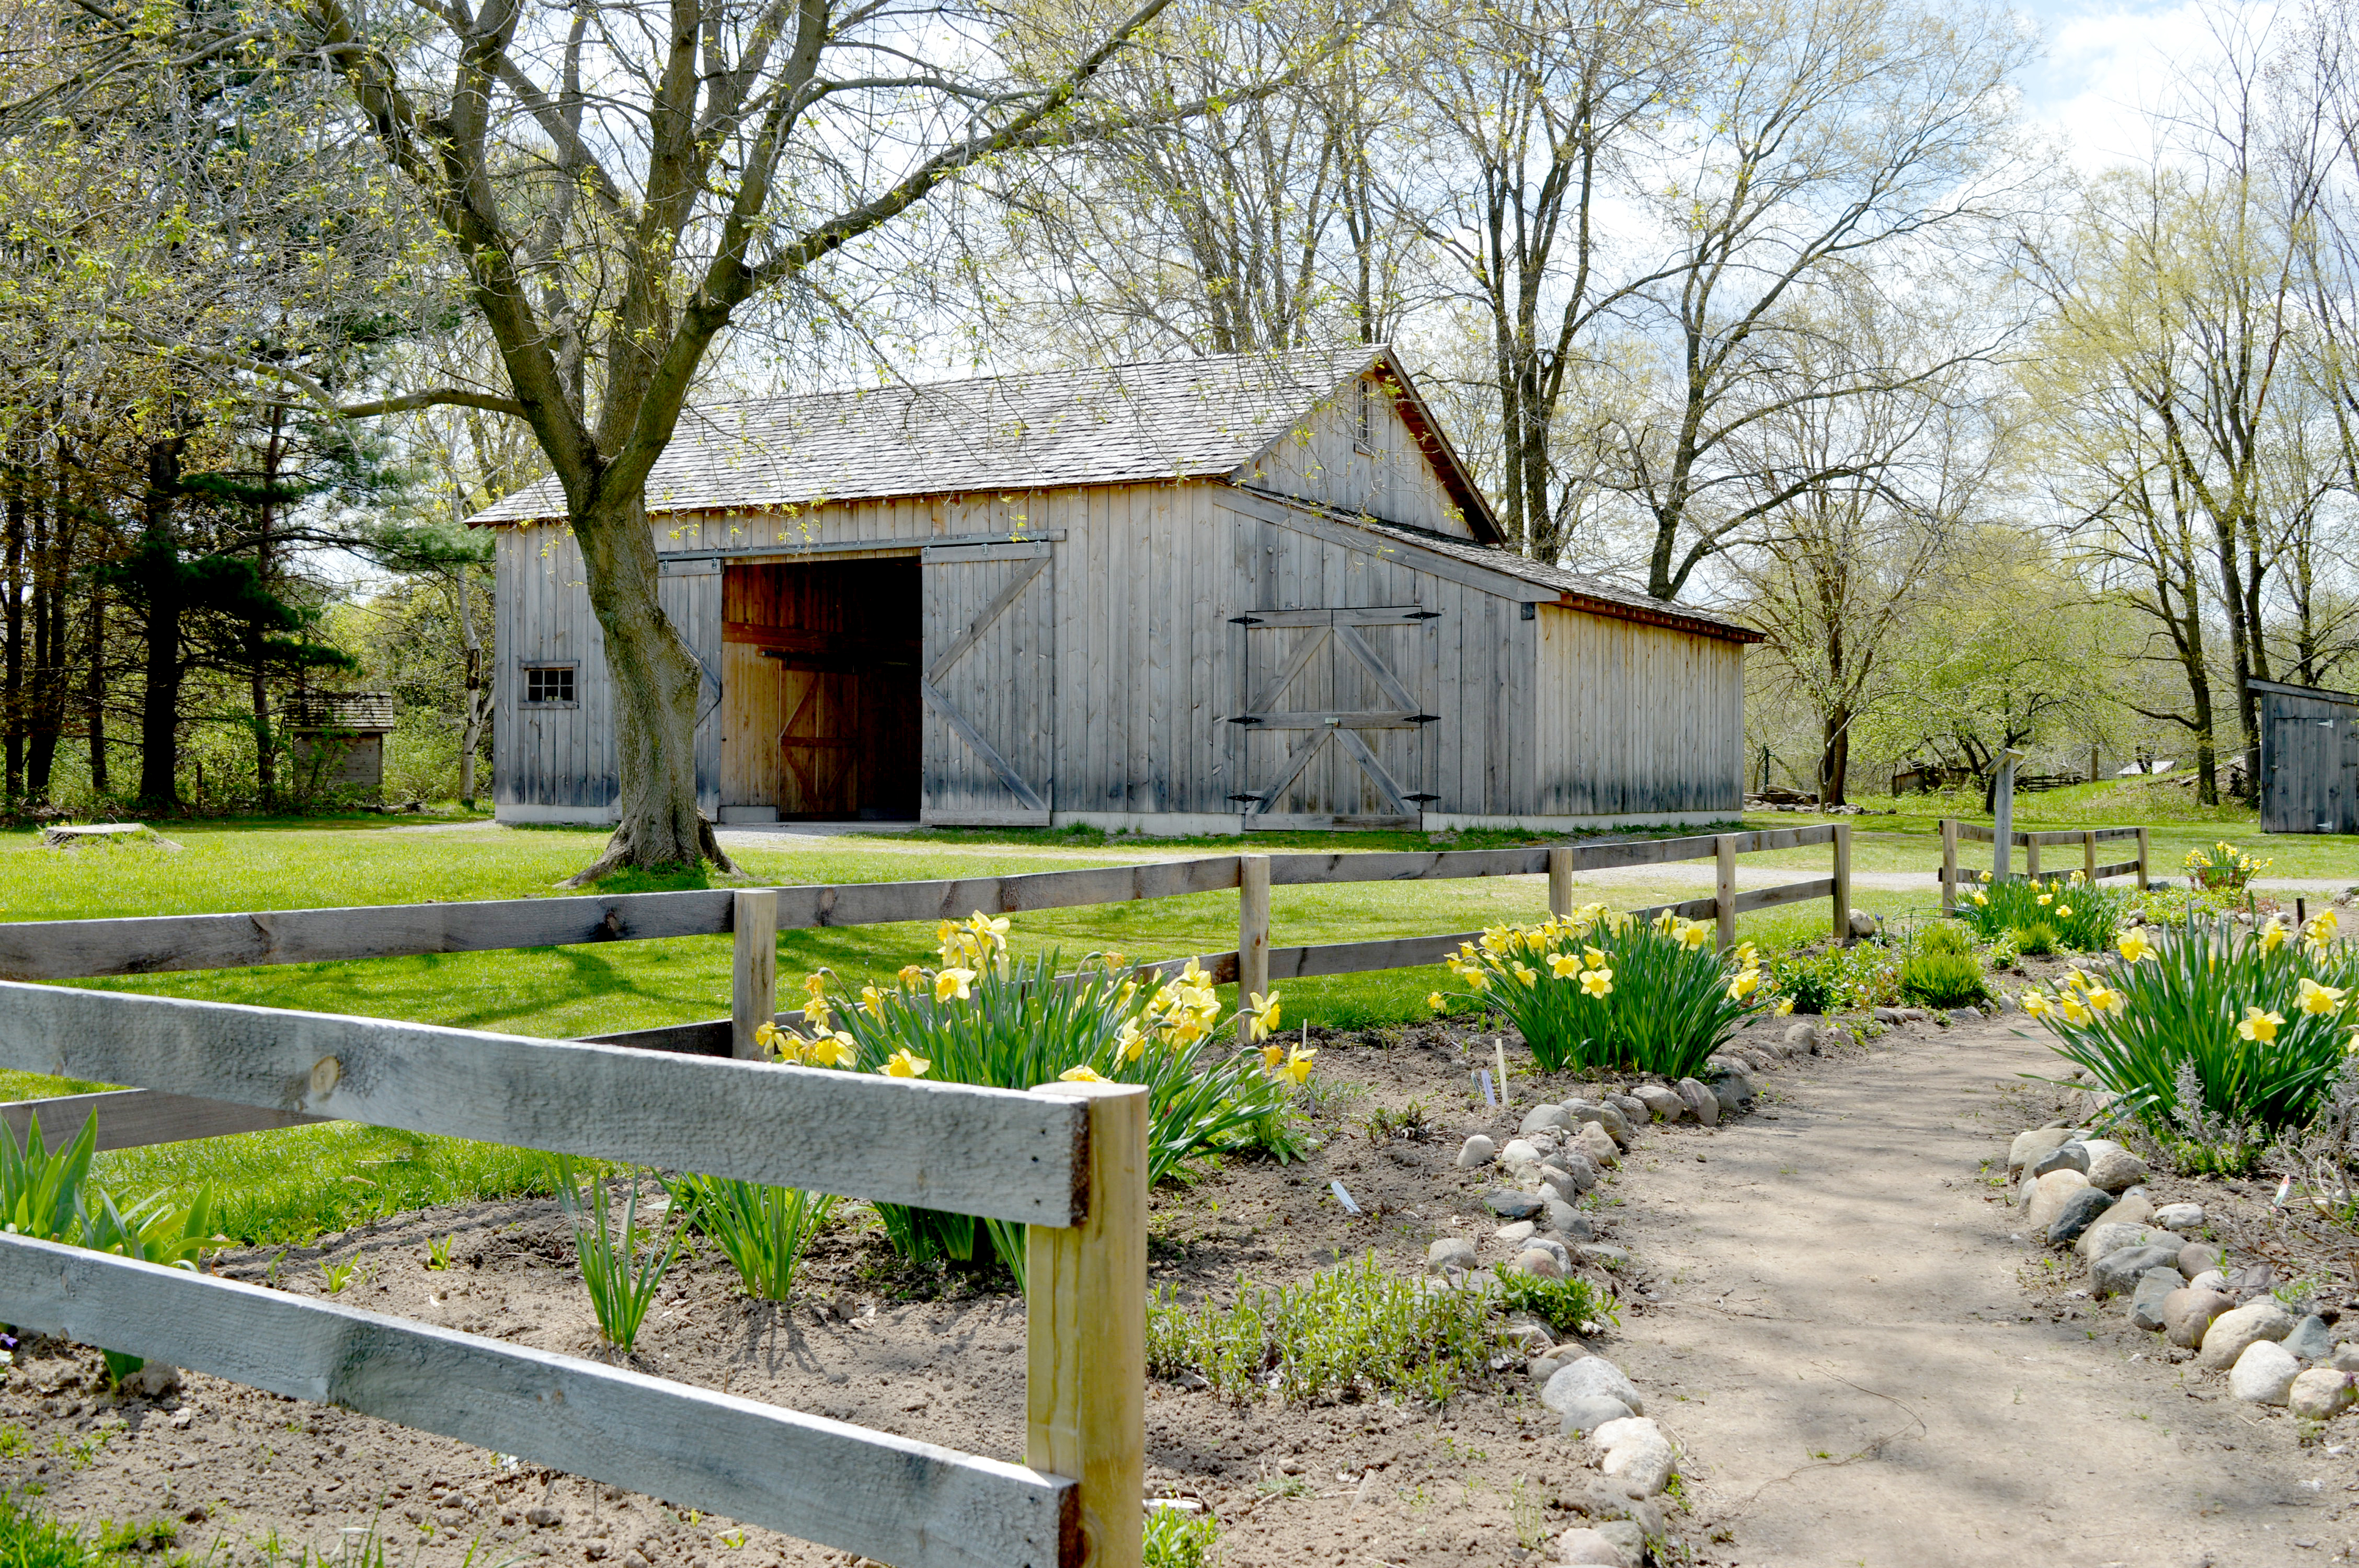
[{"x1": 471, "y1": 346, "x2": 1761, "y2": 833}]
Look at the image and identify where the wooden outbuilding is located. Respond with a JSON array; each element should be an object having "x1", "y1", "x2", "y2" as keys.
[
  {"x1": 471, "y1": 347, "x2": 1762, "y2": 833},
  {"x1": 286, "y1": 691, "x2": 397, "y2": 792},
  {"x1": 2255, "y1": 677, "x2": 2359, "y2": 834}
]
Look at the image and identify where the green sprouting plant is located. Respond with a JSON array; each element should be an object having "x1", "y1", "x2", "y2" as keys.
[
  {"x1": 2029, "y1": 916, "x2": 2359, "y2": 1161},
  {"x1": 1441, "y1": 906, "x2": 1762, "y2": 1078},
  {"x1": 1360, "y1": 1099, "x2": 1434, "y2": 1142},
  {"x1": 665, "y1": 1174, "x2": 835, "y2": 1301},
  {"x1": 1917, "y1": 921, "x2": 1975, "y2": 957},
  {"x1": 0, "y1": 1111, "x2": 97, "y2": 1242},
  {"x1": 1488, "y1": 1265, "x2": 1619, "y2": 1338},
  {"x1": 1985, "y1": 930, "x2": 2021, "y2": 969},
  {"x1": 554, "y1": 1159, "x2": 683, "y2": 1351},
  {"x1": 425, "y1": 1234, "x2": 457, "y2": 1271},
  {"x1": 2184, "y1": 840, "x2": 2269, "y2": 892},
  {"x1": 318, "y1": 1258, "x2": 363, "y2": 1295},
  {"x1": 1142, "y1": 1506, "x2": 1221, "y2": 1568},
  {"x1": 1769, "y1": 944, "x2": 1902, "y2": 1013},
  {"x1": 1509, "y1": 1480, "x2": 1550, "y2": 1552},
  {"x1": 2011, "y1": 921, "x2": 2058, "y2": 956},
  {"x1": 1144, "y1": 1252, "x2": 1497, "y2": 1403},
  {"x1": 92, "y1": 1520, "x2": 175, "y2": 1556},
  {"x1": 796, "y1": 936, "x2": 1297, "y2": 1286},
  {"x1": 1899, "y1": 952, "x2": 1989, "y2": 1009},
  {"x1": 1956, "y1": 874, "x2": 2126, "y2": 951}
]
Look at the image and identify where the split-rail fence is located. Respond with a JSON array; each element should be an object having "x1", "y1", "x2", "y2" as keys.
[{"x1": 1936, "y1": 820, "x2": 2151, "y2": 916}]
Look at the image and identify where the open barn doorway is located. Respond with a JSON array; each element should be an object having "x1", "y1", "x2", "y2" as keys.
[{"x1": 719, "y1": 558, "x2": 921, "y2": 821}]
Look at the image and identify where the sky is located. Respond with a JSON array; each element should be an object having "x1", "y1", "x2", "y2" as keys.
[{"x1": 2016, "y1": 0, "x2": 2260, "y2": 168}]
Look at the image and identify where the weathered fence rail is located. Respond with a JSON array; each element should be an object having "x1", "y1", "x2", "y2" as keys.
[
  {"x1": 0, "y1": 982, "x2": 1143, "y2": 1568},
  {"x1": 0, "y1": 825, "x2": 1856, "y2": 1150},
  {"x1": 1937, "y1": 820, "x2": 2150, "y2": 915}
]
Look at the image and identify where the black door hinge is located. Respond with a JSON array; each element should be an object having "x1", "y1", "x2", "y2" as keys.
[
  {"x1": 1229, "y1": 615, "x2": 1262, "y2": 625},
  {"x1": 1408, "y1": 713, "x2": 1441, "y2": 724}
]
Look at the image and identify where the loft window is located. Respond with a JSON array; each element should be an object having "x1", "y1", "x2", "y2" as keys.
[
  {"x1": 1354, "y1": 378, "x2": 1375, "y2": 452},
  {"x1": 524, "y1": 665, "x2": 576, "y2": 705}
]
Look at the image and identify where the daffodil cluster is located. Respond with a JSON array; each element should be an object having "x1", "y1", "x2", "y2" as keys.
[
  {"x1": 1435, "y1": 904, "x2": 1765, "y2": 1078},
  {"x1": 2184, "y1": 840, "x2": 2271, "y2": 892}
]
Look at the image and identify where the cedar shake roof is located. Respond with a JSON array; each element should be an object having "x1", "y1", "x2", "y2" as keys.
[{"x1": 466, "y1": 345, "x2": 1500, "y2": 543}]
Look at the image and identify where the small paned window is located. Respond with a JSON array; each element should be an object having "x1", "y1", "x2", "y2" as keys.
[
  {"x1": 1354, "y1": 378, "x2": 1375, "y2": 452},
  {"x1": 524, "y1": 665, "x2": 576, "y2": 705}
]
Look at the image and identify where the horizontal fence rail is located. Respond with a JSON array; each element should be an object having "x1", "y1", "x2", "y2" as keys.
[
  {"x1": 0, "y1": 984, "x2": 1085, "y2": 1225},
  {"x1": 1939, "y1": 819, "x2": 2149, "y2": 915},
  {"x1": 0, "y1": 1237, "x2": 1074, "y2": 1568},
  {"x1": 0, "y1": 989, "x2": 1148, "y2": 1568}
]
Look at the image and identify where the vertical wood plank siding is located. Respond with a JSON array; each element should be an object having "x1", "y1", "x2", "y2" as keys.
[
  {"x1": 493, "y1": 442, "x2": 1746, "y2": 824},
  {"x1": 1239, "y1": 379, "x2": 1473, "y2": 538}
]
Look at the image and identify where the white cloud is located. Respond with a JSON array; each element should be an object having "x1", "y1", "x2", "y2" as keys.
[{"x1": 2016, "y1": 0, "x2": 2277, "y2": 170}]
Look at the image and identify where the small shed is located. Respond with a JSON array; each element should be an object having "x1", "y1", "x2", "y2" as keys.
[
  {"x1": 469, "y1": 347, "x2": 1762, "y2": 833},
  {"x1": 2255, "y1": 677, "x2": 2359, "y2": 834},
  {"x1": 287, "y1": 692, "x2": 397, "y2": 791}
]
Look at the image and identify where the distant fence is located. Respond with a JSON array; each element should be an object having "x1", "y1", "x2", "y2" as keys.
[
  {"x1": 0, "y1": 982, "x2": 1144, "y2": 1568},
  {"x1": 1937, "y1": 820, "x2": 2150, "y2": 916},
  {"x1": 0, "y1": 826, "x2": 1855, "y2": 1154}
]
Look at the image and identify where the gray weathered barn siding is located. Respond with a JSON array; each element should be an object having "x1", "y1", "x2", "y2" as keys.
[
  {"x1": 482, "y1": 348, "x2": 1758, "y2": 831},
  {"x1": 2256, "y1": 678, "x2": 2359, "y2": 834}
]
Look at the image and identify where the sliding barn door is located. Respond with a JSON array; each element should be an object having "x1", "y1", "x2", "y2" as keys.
[
  {"x1": 920, "y1": 541, "x2": 1057, "y2": 826},
  {"x1": 1231, "y1": 605, "x2": 1437, "y2": 829}
]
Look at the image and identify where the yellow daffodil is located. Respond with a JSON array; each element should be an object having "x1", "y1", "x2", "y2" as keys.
[
  {"x1": 860, "y1": 985, "x2": 886, "y2": 1019},
  {"x1": 1736, "y1": 941, "x2": 1758, "y2": 967},
  {"x1": 1426, "y1": 991, "x2": 1448, "y2": 1014},
  {"x1": 2084, "y1": 986, "x2": 2124, "y2": 1016},
  {"x1": 1549, "y1": 953, "x2": 1581, "y2": 978},
  {"x1": 2055, "y1": 994, "x2": 2091, "y2": 1025},
  {"x1": 1464, "y1": 969, "x2": 1490, "y2": 991},
  {"x1": 2117, "y1": 928, "x2": 2153, "y2": 963},
  {"x1": 1511, "y1": 962, "x2": 1538, "y2": 988},
  {"x1": 801, "y1": 996, "x2": 832, "y2": 1032},
  {"x1": 1261, "y1": 1042, "x2": 1287, "y2": 1076},
  {"x1": 1774, "y1": 997, "x2": 1796, "y2": 1016},
  {"x1": 882, "y1": 1048, "x2": 930, "y2": 1078},
  {"x1": 801, "y1": 971, "x2": 829, "y2": 1000},
  {"x1": 1728, "y1": 968, "x2": 1761, "y2": 1001},
  {"x1": 803, "y1": 1032, "x2": 856, "y2": 1068},
  {"x1": 2036, "y1": 893, "x2": 2054, "y2": 907},
  {"x1": 1579, "y1": 968, "x2": 1613, "y2": 998},
  {"x1": 935, "y1": 967, "x2": 976, "y2": 1003},
  {"x1": 2064, "y1": 970, "x2": 2090, "y2": 991},
  {"x1": 1058, "y1": 1065, "x2": 1106, "y2": 1083},
  {"x1": 2020, "y1": 989, "x2": 2052, "y2": 1018},
  {"x1": 897, "y1": 964, "x2": 924, "y2": 989},
  {"x1": 1971, "y1": 891, "x2": 1989, "y2": 907},
  {"x1": 2261, "y1": 918, "x2": 2288, "y2": 953},
  {"x1": 2238, "y1": 1006, "x2": 2284, "y2": 1043},
  {"x1": 1247, "y1": 991, "x2": 1283, "y2": 1041},
  {"x1": 753, "y1": 1020, "x2": 787, "y2": 1058},
  {"x1": 2055, "y1": 904, "x2": 2072, "y2": 919},
  {"x1": 1675, "y1": 919, "x2": 1711, "y2": 951},
  {"x1": 1584, "y1": 947, "x2": 1607, "y2": 970},
  {"x1": 2299, "y1": 977, "x2": 2349, "y2": 1016},
  {"x1": 1280, "y1": 1045, "x2": 1316, "y2": 1085}
]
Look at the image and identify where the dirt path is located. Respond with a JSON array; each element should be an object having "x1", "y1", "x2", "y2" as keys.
[{"x1": 1611, "y1": 1021, "x2": 2345, "y2": 1568}]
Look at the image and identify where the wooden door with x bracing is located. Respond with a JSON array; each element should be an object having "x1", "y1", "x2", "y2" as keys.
[
  {"x1": 920, "y1": 540, "x2": 1057, "y2": 827},
  {"x1": 1229, "y1": 605, "x2": 1439, "y2": 829}
]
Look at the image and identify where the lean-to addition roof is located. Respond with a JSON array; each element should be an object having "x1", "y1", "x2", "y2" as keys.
[{"x1": 467, "y1": 345, "x2": 1499, "y2": 542}]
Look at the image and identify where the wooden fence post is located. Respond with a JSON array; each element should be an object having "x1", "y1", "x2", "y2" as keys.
[
  {"x1": 731, "y1": 889, "x2": 778, "y2": 1060},
  {"x1": 1833, "y1": 823, "x2": 1852, "y2": 943},
  {"x1": 1547, "y1": 846, "x2": 1573, "y2": 919},
  {"x1": 1027, "y1": 1080, "x2": 1147, "y2": 1568},
  {"x1": 2136, "y1": 825, "x2": 2151, "y2": 891},
  {"x1": 2083, "y1": 830, "x2": 2097, "y2": 882},
  {"x1": 1714, "y1": 835, "x2": 1737, "y2": 953},
  {"x1": 1237, "y1": 855, "x2": 1271, "y2": 1029},
  {"x1": 2026, "y1": 839, "x2": 2041, "y2": 885},
  {"x1": 1940, "y1": 818, "x2": 1959, "y2": 915}
]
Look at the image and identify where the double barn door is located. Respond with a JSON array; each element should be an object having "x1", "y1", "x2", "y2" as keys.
[
  {"x1": 1230, "y1": 605, "x2": 1439, "y2": 828},
  {"x1": 920, "y1": 540, "x2": 1057, "y2": 827}
]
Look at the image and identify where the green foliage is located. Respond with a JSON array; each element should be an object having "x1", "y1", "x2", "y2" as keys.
[
  {"x1": 1443, "y1": 908, "x2": 1762, "y2": 1078},
  {"x1": 1489, "y1": 1265, "x2": 1618, "y2": 1338},
  {"x1": 1955, "y1": 874, "x2": 2126, "y2": 950},
  {"x1": 1144, "y1": 1252, "x2": 1498, "y2": 1403},
  {"x1": 1899, "y1": 951, "x2": 1988, "y2": 1008},
  {"x1": 1768, "y1": 944, "x2": 1901, "y2": 1013},
  {"x1": 665, "y1": 1174, "x2": 835, "y2": 1301},
  {"x1": 0, "y1": 1110, "x2": 97, "y2": 1242},
  {"x1": 2183, "y1": 840, "x2": 2269, "y2": 892},
  {"x1": 0, "y1": 1495, "x2": 188, "y2": 1568},
  {"x1": 800, "y1": 936, "x2": 1297, "y2": 1284},
  {"x1": 1917, "y1": 921, "x2": 1975, "y2": 956},
  {"x1": 554, "y1": 1159, "x2": 683, "y2": 1351},
  {"x1": 2031, "y1": 918, "x2": 2359, "y2": 1163},
  {"x1": 1142, "y1": 1507, "x2": 1221, "y2": 1568},
  {"x1": 2011, "y1": 921, "x2": 2058, "y2": 955}
]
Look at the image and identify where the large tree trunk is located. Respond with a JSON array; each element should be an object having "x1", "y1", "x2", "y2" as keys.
[
  {"x1": 1818, "y1": 705, "x2": 1851, "y2": 808},
  {"x1": 559, "y1": 491, "x2": 734, "y2": 885},
  {"x1": 4, "y1": 456, "x2": 23, "y2": 802},
  {"x1": 86, "y1": 589, "x2": 107, "y2": 795},
  {"x1": 136, "y1": 436, "x2": 185, "y2": 807}
]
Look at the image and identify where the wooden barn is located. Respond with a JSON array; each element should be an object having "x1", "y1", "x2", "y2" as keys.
[
  {"x1": 472, "y1": 347, "x2": 1761, "y2": 833},
  {"x1": 2255, "y1": 677, "x2": 2359, "y2": 834}
]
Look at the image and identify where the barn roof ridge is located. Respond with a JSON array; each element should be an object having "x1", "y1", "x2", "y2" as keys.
[{"x1": 465, "y1": 345, "x2": 1496, "y2": 532}]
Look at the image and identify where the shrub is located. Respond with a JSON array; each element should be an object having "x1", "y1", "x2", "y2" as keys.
[
  {"x1": 1957, "y1": 873, "x2": 2126, "y2": 950},
  {"x1": 1489, "y1": 1265, "x2": 1618, "y2": 1338},
  {"x1": 1899, "y1": 951, "x2": 1988, "y2": 1008},
  {"x1": 1767, "y1": 944, "x2": 1902, "y2": 1014},
  {"x1": 2010, "y1": 921, "x2": 2057, "y2": 956},
  {"x1": 789, "y1": 919, "x2": 1299, "y2": 1285},
  {"x1": 665, "y1": 1175, "x2": 834, "y2": 1301},
  {"x1": 1146, "y1": 1252, "x2": 1497, "y2": 1403},
  {"x1": 2028, "y1": 914, "x2": 2358, "y2": 1165},
  {"x1": 1439, "y1": 906, "x2": 1762, "y2": 1078},
  {"x1": 1918, "y1": 922, "x2": 1974, "y2": 957}
]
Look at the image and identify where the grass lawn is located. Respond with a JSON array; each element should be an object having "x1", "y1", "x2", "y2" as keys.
[{"x1": 3, "y1": 787, "x2": 2342, "y2": 1241}]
